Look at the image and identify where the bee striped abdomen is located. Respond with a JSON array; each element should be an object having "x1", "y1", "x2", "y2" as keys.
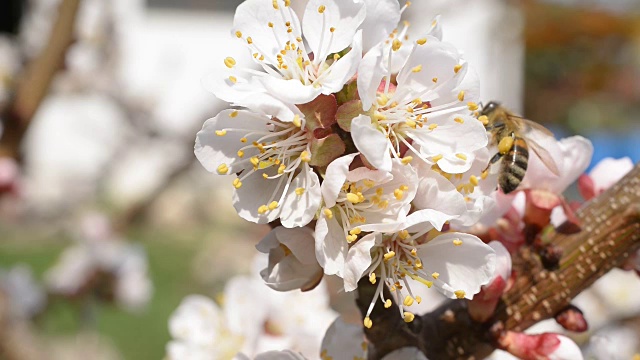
[{"x1": 499, "y1": 137, "x2": 529, "y2": 194}]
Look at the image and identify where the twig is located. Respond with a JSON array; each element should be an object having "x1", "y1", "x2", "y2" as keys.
[{"x1": 0, "y1": 0, "x2": 82, "y2": 161}]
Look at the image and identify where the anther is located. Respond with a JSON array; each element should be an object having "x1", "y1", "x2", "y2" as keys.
[
  {"x1": 416, "y1": 38, "x2": 427, "y2": 45},
  {"x1": 318, "y1": 5, "x2": 326, "y2": 13},
  {"x1": 369, "y1": 273, "x2": 376, "y2": 284},
  {"x1": 215, "y1": 130, "x2": 227, "y2": 136},
  {"x1": 454, "y1": 64, "x2": 463, "y2": 73},
  {"x1": 457, "y1": 91, "x2": 465, "y2": 101},
  {"x1": 217, "y1": 164, "x2": 229, "y2": 174},
  {"x1": 454, "y1": 290, "x2": 466, "y2": 299},
  {"x1": 403, "y1": 296, "x2": 414, "y2": 306},
  {"x1": 323, "y1": 208, "x2": 333, "y2": 219},
  {"x1": 230, "y1": 110, "x2": 239, "y2": 118},
  {"x1": 295, "y1": 187, "x2": 305, "y2": 196},
  {"x1": 363, "y1": 317, "x2": 373, "y2": 328},
  {"x1": 403, "y1": 312, "x2": 415, "y2": 323},
  {"x1": 224, "y1": 57, "x2": 236, "y2": 68},
  {"x1": 401, "y1": 156, "x2": 413, "y2": 165},
  {"x1": 456, "y1": 153, "x2": 467, "y2": 161},
  {"x1": 467, "y1": 102, "x2": 479, "y2": 111}
]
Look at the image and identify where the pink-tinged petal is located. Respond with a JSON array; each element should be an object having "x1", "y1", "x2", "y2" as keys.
[
  {"x1": 520, "y1": 136, "x2": 593, "y2": 194},
  {"x1": 280, "y1": 168, "x2": 321, "y2": 228},
  {"x1": 254, "y1": 350, "x2": 308, "y2": 360},
  {"x1": 320, "y1": 317, "x2": 366, "y2": 360},
  {"x1": 359, "y1": 0, "x2": 400, "y2": 51},
  {"x1": 351, "y1": 115, "x2": 392, "y2": 171},
  {"x1": 303, "y1": 0, "x2": 366, "y2": 61},
  {"x1": 322, "y1": 153, "x2": 358, "y2": 208},
  {"x1": 489, "y1": 241, "x2": 512, "y2": 282},
  {"x1": 343, "y1": 233, "x2": 379, "y2": 291},
  {"x1": 357, "y1": 43, "x2": 387, "y2": 111},
  {"x1": 321, "y1": 30, "x2": 362, "y2": 94},
  {"x1": 232, "y1": 168, "x2": 284, "y2": 224},
  {"x1": 194, "y1": 110, "x2": 270, "y2": 174},
  {"x1": 417, "y1": 232, "x2": 496, "y2": 299},
  {"x1": 381, "y1": 347, "x2": 428, "y2": 360},
  {"x1": 315, "y1": 214, "x2": 348, "y2": 276},
  {"x1": 233, "y1": 0, "x2": 302, "y2": 62},
  {"x1": 499, "y1": 331, "x2": 583, "y2": 360},
  {"x1": 588, "y1": 157, "x2": 633, "y2": 194},
  {"x1": 259, "y1": 76, "x2": 324, "y2": 105}
]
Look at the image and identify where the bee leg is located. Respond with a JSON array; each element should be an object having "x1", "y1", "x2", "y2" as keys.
[
  {"x1": 483, "y1": 152, "x2": 503, "y2": 173},
  {"x1": 484, "y1": 122, "x2": 506, "y2": 131}
]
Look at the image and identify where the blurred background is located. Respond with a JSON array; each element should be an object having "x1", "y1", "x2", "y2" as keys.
[{"x1": 0, "y1": 0, "x2": 639, "y2": 359}]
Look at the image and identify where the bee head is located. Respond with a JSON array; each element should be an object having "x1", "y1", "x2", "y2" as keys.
[{"x1": 480, "y1": 101, "x2": 500, "y2": 116}]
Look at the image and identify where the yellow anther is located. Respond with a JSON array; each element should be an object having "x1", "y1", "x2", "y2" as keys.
[
  {"x1": 376, "y1": 188, "x2": 384, "y2": 196},
  {"x1": 457, "y1": 91, "x2": 465, "y2": 101},
  {"x1": 236, "y1": 150, "x2": 245, "y2": 158},
  {"x1": 250, "y1": 157, "x2": 260, "y2": 167},
  {"x1": 454, "y1": 290, "x2": 466, "y2": 299},
  {"x1": 453, "y1": 64, "x2": 463, "y2": 73},
  {"x1": 377, "y1": 94, "x2": 389, "y2": 106},
  {"x1": 284, "y1": 0, "x2": 291, "y2": 6},
  {"x1": 454, "y1": 117, "x2": 464, "y2": 124},
  {"x1": 369, "y1": 272, "x2": 376, "y2": 284},
  {"x1": 363, "y1": 317, "x2": 373, "y2": 329},
  {"x1": 384, "y1": 299, "x2": 392, "y2": 308},
  {"x1": 389, "y1": 101, "x2": 398, "y2": 108},
  {"x1": 258, "y1": 205, "x2": 269, "y2": 214},
  {"x1": 295, "y1": 187, "x2": 305, "y2": 196},
  {"x1": 268, "y1": 201, "x2": 279, "y2": 210},
  {"x1": 469, "y1": 175, "x2": 479, "y2": 186},
  {"x1": 373, "y1": 112, "x2": 387, "y2": 121},
  {"x1": 230, "y1": 110, "x2": 239, "y2": 118},
  {"x1": 323, "y1": 208, "x2": 333, "y2": 219},
  {"x1": 415, "y1": 296, "x2": 422, "y2": 304},
  {"x1": 453, "y1": 239, "x2": 463, "y2": 246},
  {"x1": 393, "y1": 189, "x2": 404, "y2": 200},
  {"x1": 246, "y1": 37, "x2": 253, "y2": 44},
  {"x1": 318, "y1": 5, "x2": 326, "y2": 13},
  {"x1": 468, "y1": 102, "x2": 479, "y2": 111},
  {"x1": 292, "y1": 115, "x2": 302, "y2": 127},
  {"x1": 478, "y1": 115, "x2": 489, "y2": 125},
  {"x1": 416, "y1": 38, "x2": 427, "y2": 45},
  {"x1": 383, "y1": 251, "x2": 396, "y2": 261},
  {"x1": 403, "y1": 312, "x2": 415, "y2": 323},
  {"x1": 401, "y1": 156, "x2": 413, "y2": 165},
  {"x1": 272, "y1": 0, "x2": 279, "y2": 9},
  {"x1": 432, "y1": 77, "x2": 438, "y2": 83},
  {"x1": 392, "y1": 39, "x2": 402, "y2": 51},
  {"x1": 363, "y1": 179, "x2": 375, "y2": 188},
  {"x1": 268, "y1": 22, "x2": 274, "y2": 28},
  {"x1": 428, "y1": 123, "x2": 438, "y2": 131},
  {"x1": 456, "y1": 153, "x2": 468, "y2": 161},
  {"x1": 349, "y1": 227, "x2": 362, "y2": 235},
  {"x1": 432, "y1": 154, "x2": 443, "y2": 162},
  {"x1": 278, "y1": 164, "x2": 286, "y2": 174},
  {"x1": 224, "y1": 57, "x2": 236, "y2": 68},
  {"x1": 346, "y1": 234, "x2": 357, "y2": 243},
  {"x1": 235, "y1": 31, "x2": 243, "y2": 38},
  {"x1": 405, "y1": 119, "x2": 417, "y2": 129},
  {"x1": 377, "y1": 200, "x2": 389, "y2": 209},
  {"x1": 431, "y1": 272, "x2": 440, "y2": 279},
  {"x1": 330, "y1": 27, "x2": 336, "y2": 33},
  {"x1": 300, "y1": 151, "x2": 311, "y2": 162},
  {"x1": 346, "y1": 193, "x2": 360, "y2": 204},
  {"x1": 232, "y1": 178, "x2": 242, "y2": 189},
  {"x1": 215, "y1": 129, "x2": 227, "y2": 136},
  {"x1": 411, "y1": 64, "x2": 422, "y2": 73},
  {"x1": 498, "y1": 136, "x2": 514, "y2": 154},
  {"x1": 403, "y1": 296, "x2": 414, "y2": 307},
  {"x1": 228, "y1": 76, "x2": 237, "y2": 84},
  {"x1": 481, "y1": 170, "x2": 489, "y2": 180},
  {"x1": 240, "y1": 137, "x2": 247, "y2": 143},
  {"x1": 263, "y1": 173, "x2": 269, "y2": 179},
  {"x1": 410, "y1": 248, "x2": 417, "y2": 256},
  {"x1": 217, "y1": 164, "x2": 229, "y2": 175}
]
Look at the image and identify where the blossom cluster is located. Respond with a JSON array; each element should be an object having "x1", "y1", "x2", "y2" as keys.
[{"x1": 195, "y1": 0, "x2": 499, "y2": 329}]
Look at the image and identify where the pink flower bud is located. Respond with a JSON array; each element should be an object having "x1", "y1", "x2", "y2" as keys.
[{"x1": 499, "y1": 331, "x2": 583, "y2": 360}]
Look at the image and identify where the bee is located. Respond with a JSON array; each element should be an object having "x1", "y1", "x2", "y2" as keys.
[{"x1": 480, "y1": 101, "x2": 560, "y2": 194}]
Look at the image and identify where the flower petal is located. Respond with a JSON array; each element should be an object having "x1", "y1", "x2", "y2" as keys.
[
  {"x1": 169, "y1": 295, "x2": 221, "y2": 344},
  {"x1": 258, "y1": 76, "x2": 324, "y2": 105},
  {"x1": 303, "y1": 0, "x2": 366, "y2": 61},
  {"x1": 232, "y1": 168, "x2": 284, "y2": 224},
  {"x1": 320, "y1": 30, "x2": 362, "y2": 94},
  {"x1": 343, "y1": 233, "x2": 378, "y2": 291},
  {"x1": 280, "y1": 168, "x2": 322, "y2": 228},
  {"x1": 195, "y1": 110, "x2": 270, "y2": 174},
  {"x1": 321, "y1": 153, "x2": 359, "y2": 208},
  {"x1": 357, "y1": 42, "x2": 386, "y2": 111},
  {"x1": 417, "y1": 232, "x2": 496, "y2": 299},
  {"x1": 381, "y1": 347, "x2": 428, "y2": 360},
  {"x1": 320, "y1": 317, "x2": 367, "y2": 360},
  {"x1": 588, "y1": 157, "x2": 633, "y2": 194},
  {"x1": 315, "y1": 214, "x2": 348, "y2": 276},
  {"x1": 351, "y1": 114, "x2": 392, "y2": 171},
  {"x1": 359, "y1": 0, "x2": 400, "y2": 51}
]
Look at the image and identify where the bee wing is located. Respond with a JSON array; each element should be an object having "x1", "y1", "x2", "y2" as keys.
[
  {"x1": 527, "y1": 138, "x2": 560, "y2": 176},
  {"x1": 509, "y1": 116, "x2": 561, "y2": 176}
]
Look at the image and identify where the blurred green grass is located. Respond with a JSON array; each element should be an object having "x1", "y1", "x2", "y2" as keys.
[{"x1": 0, "y1": 225, "x2": 247, "y2": 359}]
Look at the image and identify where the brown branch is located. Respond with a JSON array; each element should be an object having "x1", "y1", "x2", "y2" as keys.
[
  {"x1": 0, "y1": 0, "x2": 81, "y2": 161},
  {"x1": 358, "y1": 163, "x2": 640, "y2": 359}
]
